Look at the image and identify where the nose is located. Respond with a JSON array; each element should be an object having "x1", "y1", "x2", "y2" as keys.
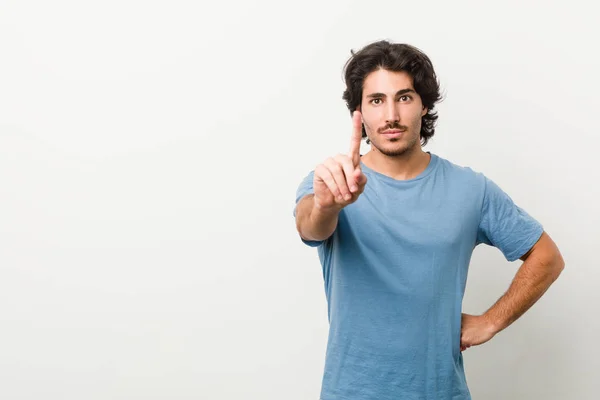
[{"x1": 385, "y1": 102, "x2": 400, "y2": 125}]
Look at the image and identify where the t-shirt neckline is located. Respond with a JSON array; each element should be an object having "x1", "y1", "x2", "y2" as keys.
[{"x1": 359, "y1": 151, "x2": 438, "y2": 184}]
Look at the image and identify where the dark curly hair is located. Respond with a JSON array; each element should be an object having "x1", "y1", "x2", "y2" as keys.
[{"x1": 342, "y1": 40, "x2": 443, "y2": 146}]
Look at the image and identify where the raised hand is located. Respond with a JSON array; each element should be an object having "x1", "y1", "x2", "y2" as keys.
[{"x1": 313, "y1": 111, "x2": 368, "y2": 212}]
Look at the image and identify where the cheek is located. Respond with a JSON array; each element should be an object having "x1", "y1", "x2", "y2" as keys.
[
  {"x1": 409, "y1": 108, "x2": 424, "y2": 124},
  {"x1": 361, "y1": 112, "x2": 379, "y2": 130}
]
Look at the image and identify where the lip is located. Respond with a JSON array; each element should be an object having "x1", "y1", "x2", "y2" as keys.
[{"x1": 381, "y1": 130, "x2": 404, "y2": 138}]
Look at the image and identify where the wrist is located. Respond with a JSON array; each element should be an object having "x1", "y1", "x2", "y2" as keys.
[
  {"x1": 313, "y1": 199, "x2": 342, "y2": 216},
  {"x1": 482, "y1": 312, "x2": 503, "y2": 335}
]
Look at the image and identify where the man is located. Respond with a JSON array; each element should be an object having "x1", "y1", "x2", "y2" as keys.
[{"x1": 293, "y1": 40, "x2": 564, "y2": 400}]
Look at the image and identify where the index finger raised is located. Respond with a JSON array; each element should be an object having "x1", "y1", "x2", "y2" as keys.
[{"x1": 348, "y1": 110, "x2": 363, "y2": 165}]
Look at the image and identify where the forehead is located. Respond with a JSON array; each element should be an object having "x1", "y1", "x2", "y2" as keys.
[{"x1": 362, "y1": 69, "x2": 414, "y2": 95}]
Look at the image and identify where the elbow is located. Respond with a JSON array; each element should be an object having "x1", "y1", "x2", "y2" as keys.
[
  {"x1": 555, "y1": 257, "x2": 565, "y2": 278},
  {"x1": 549, "y1": 252, "x2": 565, "y2": 282}
]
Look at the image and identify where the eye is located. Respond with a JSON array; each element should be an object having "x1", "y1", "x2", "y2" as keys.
[
  {"x1": 370, "y1": 98, "x2": 382, "y2": 105},
  {"x1": 399, "y1": 95, "x2": 412, "y2": 102}
]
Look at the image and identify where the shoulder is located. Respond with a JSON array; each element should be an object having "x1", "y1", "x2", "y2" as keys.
[{"x1": 434, "y1": 153, "x2": 487, "y2": 187}]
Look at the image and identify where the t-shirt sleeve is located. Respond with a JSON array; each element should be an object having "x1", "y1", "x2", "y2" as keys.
[
  {"x1": 293, "y1": 170, "x2": 327, "y2": 247},
  {"x1": 476, "y1": 175, "x2": 544, "y2": 262}
]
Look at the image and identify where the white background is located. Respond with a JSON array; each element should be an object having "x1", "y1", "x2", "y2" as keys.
[{"x1": 1, "y1": 0, "x2": 598, "y2": 399}]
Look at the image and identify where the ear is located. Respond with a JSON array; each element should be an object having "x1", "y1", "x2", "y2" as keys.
[{"x1": 421, "y1": 107, "x2": 428, "y2": 117}]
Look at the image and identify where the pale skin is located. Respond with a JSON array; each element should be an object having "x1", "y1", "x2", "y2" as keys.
[{"x1": 296, "y1": 68, "x2": 565, "y2": 353}]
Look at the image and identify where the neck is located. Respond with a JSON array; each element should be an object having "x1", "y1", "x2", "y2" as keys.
[{"x1": 361, "y1": 146, "x2": 431, "y2": 181}]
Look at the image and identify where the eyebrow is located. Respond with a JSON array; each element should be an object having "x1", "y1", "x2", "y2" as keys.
[{"x1": 365, "y1": 88, "x2": 416, "y2": 99}]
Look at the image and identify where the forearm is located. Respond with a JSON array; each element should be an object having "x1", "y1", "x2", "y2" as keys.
[
  {"x1": 483, "y1": 253, "x2": 564, "y2": 334},
  {"x1": 295, "y1": 194, "x2": 341, "y2": 241}
]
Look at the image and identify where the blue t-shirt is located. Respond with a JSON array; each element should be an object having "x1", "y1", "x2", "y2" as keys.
[{"x1": 293, "y1": 152, "x2": 544, "y2": 400}]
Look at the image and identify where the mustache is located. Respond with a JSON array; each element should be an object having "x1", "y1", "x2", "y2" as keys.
[{"x1": 378, "y1": 122, "x2": 407, "y2": 133}]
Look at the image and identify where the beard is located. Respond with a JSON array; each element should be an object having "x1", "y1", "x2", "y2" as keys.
[{"x1": 367, "y1": 127, "x2": 421, "y2": 157}]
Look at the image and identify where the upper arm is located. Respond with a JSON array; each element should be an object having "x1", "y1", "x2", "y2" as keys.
[
  {"x1": 519, "y1": 231, "x2": 564, "y2": 268},
  {"x1": 293, "y1": 171, "x2": 315, "y2": 218},
  {"x1": 293, "y1": 172, "x2": 326, "y2": 247},
  {"x1": 476, "y1": 174, "x2": 544, "y2": 262}
]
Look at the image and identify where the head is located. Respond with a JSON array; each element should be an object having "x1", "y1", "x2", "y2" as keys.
[{"x1": 342, "y1": 40, "x2": 442, "y2": 157}]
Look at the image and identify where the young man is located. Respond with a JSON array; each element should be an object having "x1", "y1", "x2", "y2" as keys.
[{"x1": 293, "y1": 40, "x2": 564, "y2": 400}]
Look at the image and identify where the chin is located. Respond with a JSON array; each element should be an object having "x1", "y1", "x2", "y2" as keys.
[
  {"x1": 379, "y1": 145, "x2": 411, "y2": 157},
  {"x1": 374, "y1": 139, "x2": 417, "y2": 157}
]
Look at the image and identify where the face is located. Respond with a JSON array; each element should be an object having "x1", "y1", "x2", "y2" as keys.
[{"x1": 359, "y1": 69, "x2": 428, "y2": 157}]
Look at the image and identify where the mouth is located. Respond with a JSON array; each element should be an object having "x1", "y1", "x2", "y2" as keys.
[{"x1": 381, "y1": 129, "x2": 404, "y2": 139}]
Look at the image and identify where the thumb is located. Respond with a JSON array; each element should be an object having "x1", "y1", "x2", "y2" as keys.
[{"x1": 355, "y1": 168, "x2": 367, "y2": 186}]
